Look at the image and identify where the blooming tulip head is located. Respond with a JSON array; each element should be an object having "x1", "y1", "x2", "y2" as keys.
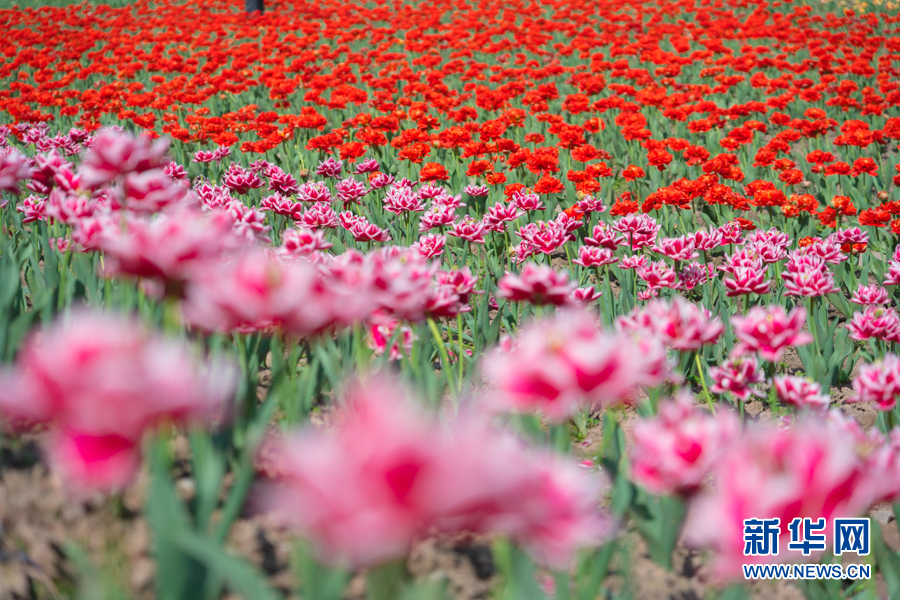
[
  {"x1": 730, "y1": 305, "x2": 813, "y2": 362},
  {"x1": 630, "y1": 394, "x2": 740, "y2": 496},
  {"x1": 482, "y1": 309, "x2": 665, "y2": 420},
  {"x1": 0, "y1": 311, "x2": 234, "y2": 491},
  {"x1": 684, "y1": 418, "x2": 877, "y2": 580},
  {"x1": 256, "y1": 375, "x2": 608, "y2": 568}
]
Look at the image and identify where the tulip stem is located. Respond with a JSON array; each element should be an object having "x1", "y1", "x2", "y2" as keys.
[
  {"x1": 808, "y1": 297, "x2": 821, "y2": 368},
  {"x1": 427, "y1": 317, "x2": 458, "y2": 406},
  {"x1": 631, "y1": 264, "x2": 638, "y2": 305},
  {"x1": 694, "y1": 353, "x2": 715, "y2": 414},
  {"x1": 457, "y1": 314, "x2": 465, "y2": 388}
]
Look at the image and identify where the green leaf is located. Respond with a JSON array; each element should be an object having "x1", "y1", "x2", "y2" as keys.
[
  {"x1": 172, "y1": 528, "x2": 280, "y2": 600},
  {"x1": 574, "y1": 542, "x2": 616, "y2": 600},
  {"x1": 146, "y1": 441, "x2": 207, "y2": 600},
  {"x1": 493, "y1": 542, "x2": 548, "y2": 600},
  {"x1": 629, "y1": 493, "x2": 686, "y2": 570},
  {"x1": 292, "y1": 541, "x2": 350, "y2": 600},
  {"x1": 872, "y1": 521, "x2": 900, "y2": 599},
  {"x1": 190, "y1": 431, "x2": 225, "y2": 535},
  {"x1": 367, "y1": 558, "x2": 410, "y2": 600}
]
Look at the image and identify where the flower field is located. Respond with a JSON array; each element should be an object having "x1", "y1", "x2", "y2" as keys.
[{"x1": 2, "y1": 0, "x2": 900, "y2": 597}]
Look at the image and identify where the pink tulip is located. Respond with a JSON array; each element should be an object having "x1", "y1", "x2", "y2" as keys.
[
  {"x1": 573, "y1": 246, "x2": 617, "y2": 268},
  {"x1": 482, "y1": 309, "x2": 664, "y2": 420},
  {"x1": 846, "y1": 306, "x2": 900, "y2": 343},
  {"x1": 884, "y1": 261, "x2": 900, "y2": 286},
  {"x1": 121, "y1": 168, "x2": 193, "y2": 214},
  {"x1": 851, "y1": 283, "x2": 889, "y2": 305},
  {"x1": 0, "y1": 312, "x2": 234, "y2": 491},
  {"x1": 256, "y1": 376, "x2": 608, "y2": 568},
  {"x1": 746, "y1": 228, "x2": 791, "y2": 264},
  {"x1": 782, "y1": 254, "x2": 839, "y2": 297},
  {"x1": 636, "y1": 260, "x2": 677, "y2": 290},
  {"x1": 832, "y1": 227, "x2": 869, "y2": 248},
  {"x1": 360, "y1": 248, "x2": 440, "y2": 321},
  {"x1": 182, "y1": 249, "x2": 356, "y2": 335},
  {"x1": 574, "y1": 195, "x2": 605, "y2": 214},
  {"x1": 518, "y1": 221, "x2": 570, "y2": 254},
  {"x1": 339, "y1": 212, "x2": 391, "y2": 243},
  {"x1": 718, "y1": 221, "x2": 745, "y2": 245},
  {"x1": 412, "y1": 234, "x2": 446, "y2": 260},
  {"x1": 299, "y1": 202, "x2": 339, "y2": 229},
  {"x1": 849, "y1": 354, "x2": 900, "y2": 410},
  {"x1": 584, "y1": 223, "x2": 625, "y2": 250},
  {"x1": 861, "y1": 428, "x2": 900, "y2": 502},
  {"x1": 223, "y1": 200, "x2": 272, "y2": 244},
  {"x1": 630, "y1": 395, "x2": 740, "y2": 495},
  {"x1": 366, "y1": 311, "x2": 416, "y2": 360},
  {"x1": 78, "y1": 130, "x2": 169, "y2": 190},
  {"x1": 195, "y1": 182, "x2": 235, "y2": 210},
  {"x1": 193, "y1": 146, "x2": 230, "y2": 164},
  {"x1": 723, "y1": 265, "x2": 772, "y2": 297},
  {"x1": 617, "y1": 296, "x2": 723, "y2": 352},
  {"x1": 709, "y1": 357, "x2": 765, "y2": 402},
  {"x1": 280, "y1": 227, "x2": 333, "y2": 258},
  {"x1": 693, "y1": 227, "x2": 723, "y2": 251},
  {"x1": 464, "y1": 184, "x2": 489, "y2": 197},
  {"x1": 612, "y1": 214, "x2": 660, "y2": 250},
  {"x1": 803, "y1": 238, "x2": 847, "y2": 264},
  {"x1": 719, "y1": 247, "x2": 763, "y2": 274},
  {"x1": 297, "y1": 180, "x2": 333, "y2": 203},
  {"x1": 773, "y1": 376, "x2": 830, "y2": 410},
  {"x1": 369, "y1": 172, "x2": 394, "y2": 189},
  {"x1": 263, "y1": 165, "x2": 300, "y2": 195},
  {"x1": 314, "y1": 157, "x2": 343, "y2": 178},
  {"x1": 653, "y1": 235, "x2": 699, "y2": 261},
  {"x1": 15, "y1": 195, "x2": 46, "y2": 223},
  {"x1": 730, "y1": 305, "x2": 813, "y2": 362},
  {"x1": 44, "y1": 188, "x2": 96, "y2": 226},
  {"x1": 261, "y1": 193, "x2": 304, "y2": 220},
  {"x1": 619, "y1": 254, "x2": 647, "y2": 270},
  {"x1": 684, "y1": 418, "x2": 876, "y2": 580},
  {"x1": 223, "y1": 163, "x2": 265, "y2": 195},
  {"x1": 419, "y1": 206, "x2": 457, "y2": 232},
  {"x1": 448, "y1": 216, "x2": 487, "y2": 244},
  {"x1": 498, "y1": 263, "x2": 575, "y2": 306},
  {"x1": 335, "y1": 177, "x2": 367, "y2": 205},
  {"x1": 98, "y1": 210, "x2": 238, "y2": 296},
  {"x1": 483, "y1": 202, "x2": 524, "y2": 232},
  {"x1": 435, "y1": 266, "x2": 479, "y2": 305},
  {"x1": 677, "y1": 261, "x2": 714, "y2": 291},
  {"x1": 511, "y1": 190, "x2": 545, "y2": 212},
  {"x1": 569, "y1": 285, "x2": 602, "y2": 305},
  {"x1": 0, "y1": 148, "x2": 33, "y2": 194},
  {"x1": 384, "y1": 184, "x2": 426, "y2": 214}
]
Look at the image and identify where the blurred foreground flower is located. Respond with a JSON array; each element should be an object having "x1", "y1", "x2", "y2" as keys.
[
  {"x1": 255, "y1": 376, "x2": 608, "y2": 568},
  {"x1": 0, "y1": 311, "x2": 235, "y2": 491},
  {"x1": 630, "y1": 394, "x2": 739, "y2": 496},
  {"x1": 683, "y1": 417, "x2": 887, "y2": 580},
  {"x1": 482, "y1": 309, "x2": 667, "y2": 421},
  {"x1": 730, "y1": 305, "x2": 812, "y2": 362}
]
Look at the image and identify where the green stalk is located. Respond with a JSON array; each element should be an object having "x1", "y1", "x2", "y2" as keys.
[
  {"x1": 427, "y1": 317, "x2": 458, "y2": 405},
  {"x1": 457, "y1": 314, "x2": 465, "y2": 388},
  {"x1": 694, "y1": 352, "x2": 715, "y2": 414}
]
